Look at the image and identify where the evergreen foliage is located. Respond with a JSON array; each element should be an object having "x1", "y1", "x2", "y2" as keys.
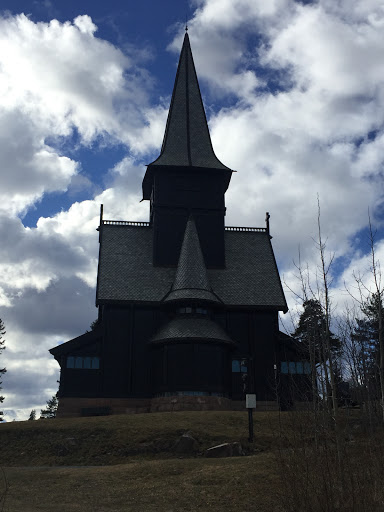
[
  {"x1": 292, "y1": 299, "x2": 341, "y2": 359},
  {"x1": 28, "y1": 409, "x2": 36, "y2": 421},
  {"x1": 40, "y1": 395, "x2": 58, "y2": 419},
  {"x1": 351, "y1": 292, "x2": 384, "y2": 401},
  {"x1": 90, "y1": 319, "x2": 100, "y2": 331},
  {"x1": 292, "y1": 299, "x2": 342, "y2": 404}
]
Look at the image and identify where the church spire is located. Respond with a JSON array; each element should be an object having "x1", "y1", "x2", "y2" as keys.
[
  {"x1": 144, "y1": 33, "x2": 231, "y2": 268},
  {"x1": 163, "y1": 216, "x2": 221, "y2": 305},
  {"x1": 148, "y1": 33, "x2": 230, "y2": 171}
]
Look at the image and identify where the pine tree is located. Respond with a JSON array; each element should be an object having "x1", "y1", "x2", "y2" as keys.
[
  {"x1": 40, "y1": 394, "x2": 58, "y2": 419},
  {"x1": 28, "y1": 409, "x2": 36, "y2": 421},
  {"x1": 0, "y1": 318, "x2": 6, "y2": 422},
  {"x1": 351, "y1": 292, "x2": 384, "y2": 403},
  {"x1": 293, "y1": 299, "x2": 341, "y2": 359},
  {"x1": 292, "y1": 299, "x2": 341, "y2": 405}
]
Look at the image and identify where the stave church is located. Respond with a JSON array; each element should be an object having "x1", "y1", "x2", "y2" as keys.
[{"x1": 50, "y1": 32, "x2": 299, "y2": 418}]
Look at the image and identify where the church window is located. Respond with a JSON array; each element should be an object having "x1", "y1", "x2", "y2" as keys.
[
  {"x1": 232, "y1": 359, "x2": 248, "y2": 373},
  {"x1": 66, "y1": 356, "x2": 100, "y2": 369},
  {"x1": 281, "y1": 361, "x2": 311, "y2": 375},
  {"x1": 177, "y1": 306, "x2": 208, "y2": 315},
  {"x1": 232, "y1": 360, "x2": 240, "y2": 372}
]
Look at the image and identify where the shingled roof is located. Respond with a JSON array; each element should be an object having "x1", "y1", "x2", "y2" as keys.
[
  {"x1": 163, "y1": 216, "x2": 221, "y2": 305},
  {"x1": 96, "y1": 224, "x2": 288, "y2": 311},
  {"x1": 150, "y1": 315, "x2": 235, "y2": 345},
  {"x1": 148, "y1": 33, "x2": 229, "y2": 171}
]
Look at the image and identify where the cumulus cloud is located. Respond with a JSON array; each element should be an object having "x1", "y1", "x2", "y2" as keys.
[
  {"x1": 179, "y1": 1, "x2": 384, "y2": 262},
  {"x1": 0, "y1": 13, "x2": 164, "y2": 216},
  {"x1": 2, "y1": 1, "x2": 384, "y2": 419}
]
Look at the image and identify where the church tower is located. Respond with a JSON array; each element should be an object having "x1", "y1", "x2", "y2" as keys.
[{"x1": 143, "y1": 33, "x2": 232, "y2": 268}]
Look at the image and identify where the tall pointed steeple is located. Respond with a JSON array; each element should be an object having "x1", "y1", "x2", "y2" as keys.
[
  {"x1": 148, "y1": 33, "x2": 230, "y2": 171},
  {"x1": 164, "y1": 216, "x2": 221, "y2": 304},
  {"x1": 144, "y1": 33, "x2": 232, "y2": 268}
]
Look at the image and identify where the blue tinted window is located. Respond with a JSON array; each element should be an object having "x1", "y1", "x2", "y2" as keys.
[
  {"x1": 281, "y1": 362, "x2": 288, "y2": 374},
  {"x1": 232, "y1": 360, "x2": 240, "y2": 372},
  {"x1": 67, "y1": 356, "x2": 74, "y2": 368},
  {"x1": 289, "y1": 362, "x2": 296, "y2": 374},
  {"x1": 296, "y1": 362, "x2": 304, "y2": 374},
  {"x1": 304, "y1": 362, "x2": 311, "y2": 374},
  {"x1": 75, "y1": 357, "x2": 83, "y2": 369},
  {"x1": 92, "y1": 357, "x2": 100, "y2": 369},
  {"x1": 84, "y1": 357, "x2": 91, "y2": 369},
  {"x1": 240, "y1": 362, "x2": 248, "y2": 373}
]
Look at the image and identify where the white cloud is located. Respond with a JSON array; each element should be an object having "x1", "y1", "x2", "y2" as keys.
[
  {"x1": 2, "y1": 1, "x2": 384, "y2": 419},
  {"x1": 0, "y1": 13, "x2": 163, "y2": 217}
]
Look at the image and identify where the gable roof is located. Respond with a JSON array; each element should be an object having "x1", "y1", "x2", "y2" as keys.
[
  {"x1": 49, "y1": 327, "x2": 102, "y2": 359},
  {"x1": 96, "y1": 223, "x2": 288, "y2": 311}
]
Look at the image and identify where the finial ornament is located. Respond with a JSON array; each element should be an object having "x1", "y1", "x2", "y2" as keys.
[
  {"x1": 265, "y1": 212, "x2": 270, "y2": 235},
  {"x1": 185, "y1": 4, "x2": 188, "y2": 32}
]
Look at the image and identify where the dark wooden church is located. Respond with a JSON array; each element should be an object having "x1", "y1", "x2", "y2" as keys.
[{"x1": 50, "y1": 33, "x2": 297, "y2": 418}]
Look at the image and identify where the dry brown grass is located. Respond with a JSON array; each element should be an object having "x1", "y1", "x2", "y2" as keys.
[
  {"x1": 2, "y1": 409, "x2": 382, "y2": 511},
  {"x1": 3, "y1": 454, "x2": 282, "y2": 512},
  {"x1": 0, "y1": 411, "x2": 284, "y2": 511},
  {"x1": 0, "y1": 411, "x2": 280, "y2": 466}
]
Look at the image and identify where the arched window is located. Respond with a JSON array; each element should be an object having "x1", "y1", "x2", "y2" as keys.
[{"x1": 67, "y1": 356, "x2": 74, "y2": 368}]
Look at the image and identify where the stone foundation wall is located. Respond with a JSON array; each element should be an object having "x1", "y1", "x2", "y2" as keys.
[
  {"x1": 150, "y1": 395, "x2": 232, "y2": 413},
  {"x1": 57, "y1": 396, "x2": 279, "y2": 417},
  {"x1": 56, "y1": 397, "x2": 151, "y2": 418}
]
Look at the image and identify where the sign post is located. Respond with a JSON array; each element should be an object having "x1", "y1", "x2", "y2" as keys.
[{"x1": 246, "y1": 393, "x2": 256, "y2": 443}]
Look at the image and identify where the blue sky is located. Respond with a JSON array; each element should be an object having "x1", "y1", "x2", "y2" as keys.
[{"x1": 1, "y1": 0, "x2": 384, "y2": 420}]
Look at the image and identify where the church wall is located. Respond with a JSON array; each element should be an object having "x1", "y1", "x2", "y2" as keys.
[
  {"x1": 151, "y1": 342, "x2": 230, "y2": 396},
  {"x1": 58, "y1": 306, "x2": 279, "y2": 404},
  {"x1": 101, "y1": 305, "x2": 168, "y2": 398},
  {"x1": 152, "y1": 170, "x2": 226, "y2": 267},
  {"x1": 58, "y1": 340, "x2": 102, "y2": 398},
  {"x1": 213, "y1": 309, "x2": 278, "y2": 401}
]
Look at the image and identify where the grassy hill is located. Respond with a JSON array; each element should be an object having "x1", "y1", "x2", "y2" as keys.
[
  {"x1": 2, "y1": 409, "x2": 383, "y2": 511},
  {"x1": 0, "y1": 411, "x2": 283, "y2": 511},
  {"x1": 0, "y1": 410, "x2": 278, "y2": 467}
]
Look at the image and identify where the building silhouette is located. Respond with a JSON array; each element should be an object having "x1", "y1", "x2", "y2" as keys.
[{"x1": 50, "y1": 33, "x2": 290, "y2": 417}]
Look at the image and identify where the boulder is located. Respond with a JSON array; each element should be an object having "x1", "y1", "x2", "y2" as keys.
[
  {"x1": 205, "y1": 442, "x2": 244, "y2": 458},
  {"x1": 173, "y1": 432, "x2": 199, "y2": 454}
]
